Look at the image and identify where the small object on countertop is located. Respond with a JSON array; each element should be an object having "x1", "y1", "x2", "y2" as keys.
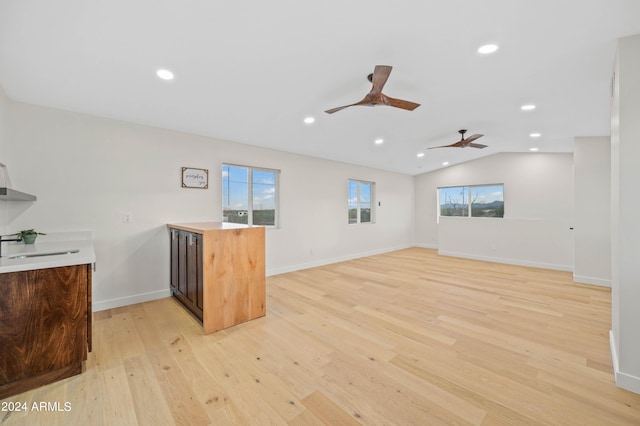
[{"x1": 12, "y1": 229, "x2": 47, "y2": 244}]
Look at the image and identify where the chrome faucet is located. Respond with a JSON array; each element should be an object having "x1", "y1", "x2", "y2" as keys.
[{"x1": 0, "y1": 236, "x2": 22, "y2": 258}]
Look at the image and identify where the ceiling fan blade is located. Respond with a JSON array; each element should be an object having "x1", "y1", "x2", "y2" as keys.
[
  {"x1": 325, "y1": 93, "x2": 377, "y2": 114},
  {"x1": 384, "y1": 95, "x2": 421, "y2": 111},
  {"x1": 464, "y1": 134, "x2": 484, "y2": 143},
  {"x1": 469, "y1": 143, "x2": 488, "y2": 149},
  {"x1": 429, "y1": 130, "x2": 487, "y2": 148},
  {"x1": 325, "y1": 65, "x2": 419, "y2": 113},
  {"x1": 428, "y1": 141, "x2": 466, "y2": 149},
  {"x1": 325, "y1": 104, "x2": 354, "y2": 114},
  {"x1": 370, "y1": 65, "x2": 392, "y2": 96}
]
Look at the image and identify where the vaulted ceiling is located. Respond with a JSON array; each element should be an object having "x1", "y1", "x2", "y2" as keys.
[{"x1": 1, "y1": 1, "x2": 639, "y2": 175}]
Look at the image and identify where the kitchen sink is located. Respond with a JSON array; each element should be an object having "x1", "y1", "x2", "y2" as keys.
[{"x1": 8, "y1": 249, "x2": 80, "y2": 259}]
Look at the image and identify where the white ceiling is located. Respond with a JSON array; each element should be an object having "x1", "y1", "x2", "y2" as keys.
[{"x1": 1, "y1": 1, "x2": 639, "y2": 175}]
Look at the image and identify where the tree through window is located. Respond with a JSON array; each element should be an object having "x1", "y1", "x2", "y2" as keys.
[{"x1": 438, "y1": 184, "x2": 504, "y2": 218}]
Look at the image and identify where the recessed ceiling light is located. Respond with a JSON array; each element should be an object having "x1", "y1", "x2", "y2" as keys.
[
  {"x1": 478, "y1": 44, "x2": 499, "y2": 54},
  {"x1": 530, "y1": 147, "x2": 539, "y2": 152},
  {"x1": 374, "y1": 138, "x2": 384, "y2": 145},
  {"x1": 442, "y1": 161, "x2": 449, "y2": 166},
  {"x1": 521, "y1": 104, "x2": 536, "y2": 111},
  {"x1": 529, "y1": 132, "x2": 541, "y2": 138},
  {"x1": 303, "y1": 116, "x2": 315, "y2": 124},
  {"x1": 156, "y1": 69, "x2": 175, "y2": 81},
  {"x1": 417, "y1": 152, "x2": 425, "y2": 158}
]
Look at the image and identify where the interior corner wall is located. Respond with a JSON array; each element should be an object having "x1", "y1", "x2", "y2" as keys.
[
  {"x1": 0, "y1": 87, "x2": 6, "y2": 158},
  {"x1": 573, "y1": 136, "x2": 611, "y2": 286},
  {"x1": 414, "y1": 152, "x2": 574, "y2": 270},
  {"x1": 610, "y1": 34, "x2": 640, "y2": 394},
  {"x1": 4, "y1": 99, "x2": 415, "y2": 311},
  {"x1": 0, "y1": 86, "x2": 9, "y2": 233}
]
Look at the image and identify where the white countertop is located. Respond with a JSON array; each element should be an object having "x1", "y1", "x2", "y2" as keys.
[
  {"x1": 168, "y1": 221, "x2": 261, "y2": 233},
  {"x1": 0, "y1": 232, "x2": 96, "y2": 273}
]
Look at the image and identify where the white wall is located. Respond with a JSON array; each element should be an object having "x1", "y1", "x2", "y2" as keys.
[
  {"x1": 573, "y1": 136, "x2": 611, "y2": 286},
  {"x1": 610, "y1": 34, "x2": 640, "y2": 394},
  {"x1": 0, "y1": 87, "x2": 6, "y2": 160},
  {"x1": 0, "y1": 87, "x2": 9, "y2": 233},
  {"x1": 4, "y1": 98, "x2": 415, "y2": 311},
  {"x1": 415, "y1": 152, "x2": 574, "y2": 270}
]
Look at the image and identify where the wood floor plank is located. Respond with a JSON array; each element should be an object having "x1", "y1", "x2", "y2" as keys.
[
  {"x1": 62, "y1": 355, "x2": 103, "y2": 425},
  {"x1": 207, "y1": 332, "x2": 306, "y2": 422},
  {"x1": 98, "y1": 365, "x2": 138, "y2": 425},
  {"x1": 300, "y1": 391, "x2": 362, "y2": 426},
  {"x1": 389, "y1": 353, "x2": 549, "y2": 426},
  {"x1": 2, "y1": 248, "x2": 639, "y2": 425},
  {"x1": 288, "y1": 408, "x2": 329, "y2": 426},
  {"x1": 123, "y1": 355, "x2": 176, "y2": 425},
  {"x1": 145, "y1": 348, "x2": 212, "y2": 425}
]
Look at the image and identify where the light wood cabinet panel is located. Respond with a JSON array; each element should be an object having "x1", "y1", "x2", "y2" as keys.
[{"x1": 168, "y1": 222, "x2": 265, "y2": 334}]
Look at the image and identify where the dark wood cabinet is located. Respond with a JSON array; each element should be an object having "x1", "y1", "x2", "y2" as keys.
[
  {"x1": 170, "y1": 229, "x2": 203, "y2": 321},
  {"x1": 0, "y1": 264, "x2": 92, "y2": 399},
  {"x1": 168, "y1": 222, "x2": 266, "y2": 334}
]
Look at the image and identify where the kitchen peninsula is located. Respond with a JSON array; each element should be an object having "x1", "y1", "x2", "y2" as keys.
[
  {"x1": 0, "y1": 233, "x2": 95, "y2": 399},
  {"x1": 167, "y1": 222, "x2": 266, "y2": 334}
]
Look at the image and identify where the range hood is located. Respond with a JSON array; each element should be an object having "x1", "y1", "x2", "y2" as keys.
[
  {"x1": 0, "y1": 187, "x2": 37, "y2": 201},
  {"x1": 0, "y1": 163, "x2": 36, "y2": 201}
]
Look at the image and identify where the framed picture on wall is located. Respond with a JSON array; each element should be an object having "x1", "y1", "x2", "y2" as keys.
[{"x1": 182, "y1": 167, "x2": 208, "y2": 189}]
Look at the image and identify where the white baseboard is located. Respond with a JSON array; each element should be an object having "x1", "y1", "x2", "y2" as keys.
[
  {"x1": 93, "y1": 244, "x2": 414, "y2": 310},
  {"x1": 610, "y1": 330, "x2": 640, "y2": 394},
  {"x1": 266, "y1": 244, "x2": 414, "y2": 276},
  {"x1": 414, "y1": 242, "x2": 438, "y2": 249},
  {"x1": 91, "y1": 245, "x2": 579, "y2": 311},
  {"x1": 93, "y1": 289, "x2": 170, "y2": 312},
  {"x1": 573, "y1": 274, "x2": 611, "y2": 287},
  {"x1": 437, "y1": 250, "x2": 572, "y2": 272}
]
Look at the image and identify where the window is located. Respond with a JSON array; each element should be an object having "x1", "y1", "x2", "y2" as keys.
[
  {"x1": 222, "y1": 164, "x2": 279, "y2": 227},
  {"x1": 348, "y1": 179, "x2": 375, "y2": 224},
  {"x1": 471, "y1": 184, "x2": 504, "y2": 217},
  {"x1": 439, "y1": 186, "x2": 469, "y2": 217},
  {"x1": 439, "y1": 184, "x2": 504, "y2": 218}
]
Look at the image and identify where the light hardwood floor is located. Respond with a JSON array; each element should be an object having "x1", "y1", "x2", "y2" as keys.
[{"x1": 2, "y1": 248, "x2": 640, "y2": 425}]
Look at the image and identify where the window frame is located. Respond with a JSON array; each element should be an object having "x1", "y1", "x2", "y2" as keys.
[
  {"x1": 437, "y1": 183, "x2": 504, "y2": 221},
  {"x1": 222, "y1": 163, "x2": 280, "y2": 228},
  {"x1": 348, "y1": 179, "x2": 376, "y2": 224}
]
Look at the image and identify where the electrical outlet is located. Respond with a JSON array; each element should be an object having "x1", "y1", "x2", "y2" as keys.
[{"x1": 122, "y1": 212, "x2": 132, "y2": 223}]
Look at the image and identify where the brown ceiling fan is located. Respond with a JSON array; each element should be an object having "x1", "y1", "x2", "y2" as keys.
[
  {"x1": 429, "y1": 129, "x2": 487, "y2": 149},
  {"x1": 324, "y1": 65, "x2": 420, "y2": 114}
]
